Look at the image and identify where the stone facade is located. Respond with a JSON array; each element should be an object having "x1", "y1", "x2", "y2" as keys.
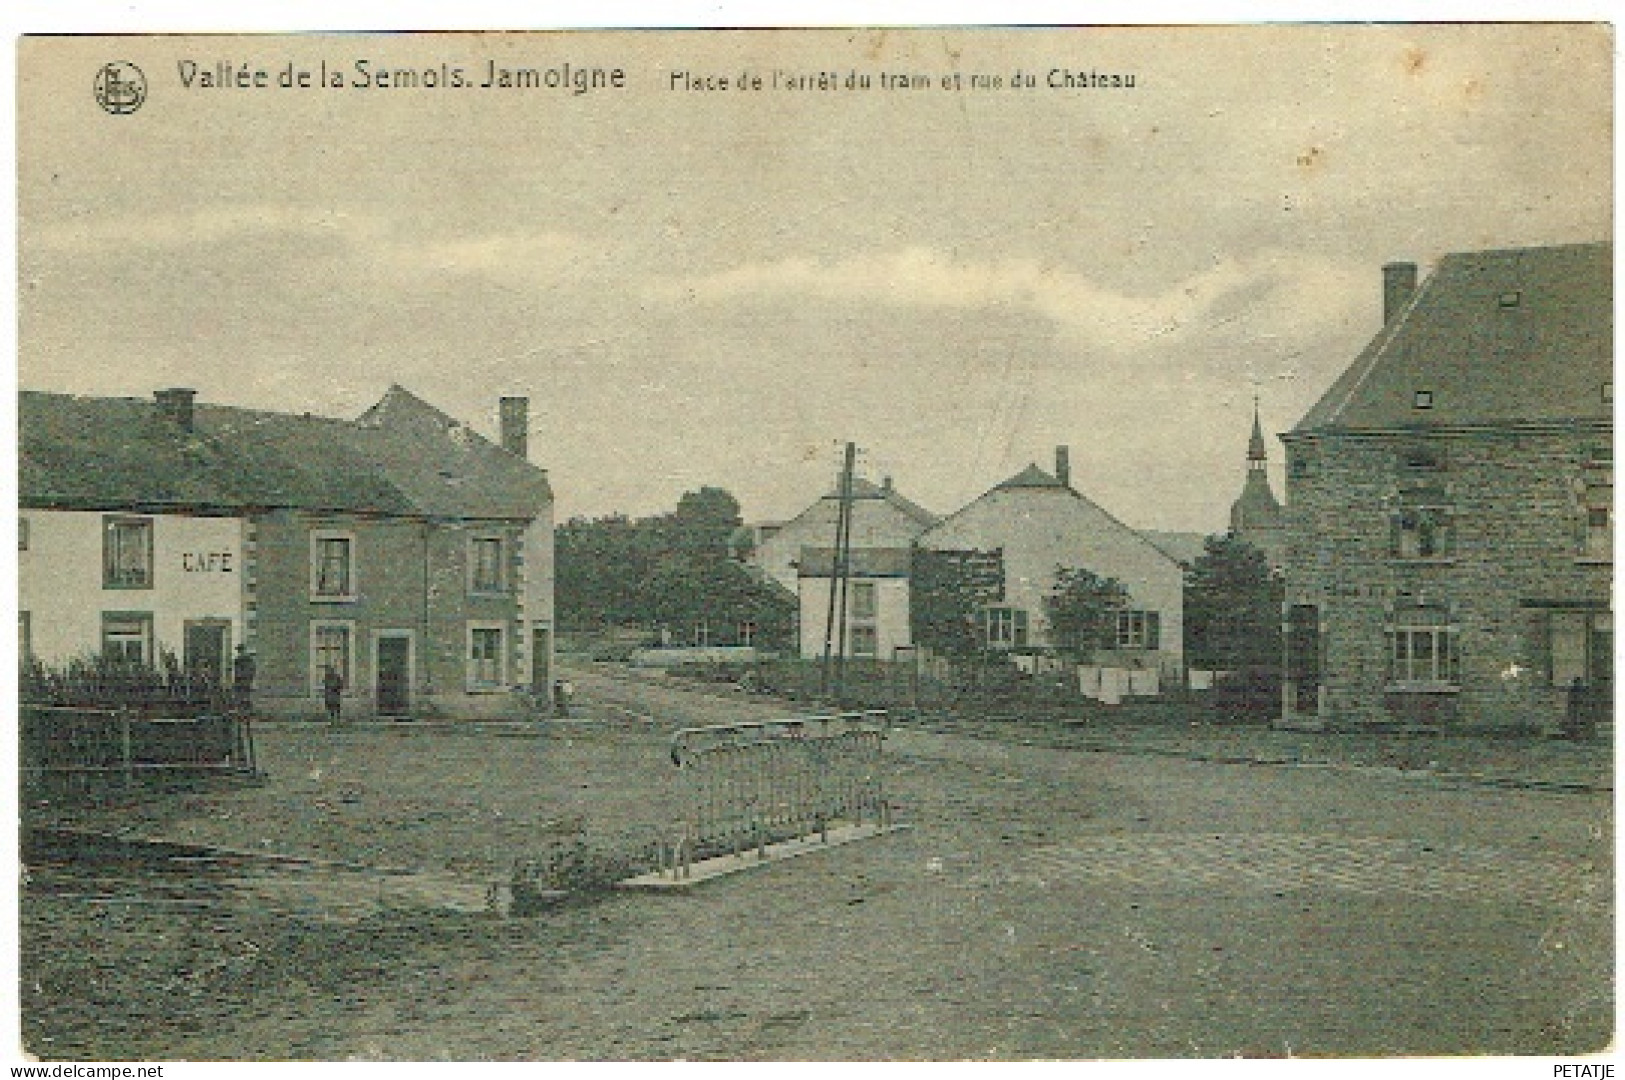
[
  {"x1": 919, "y1": 462, "x2": 1186, "y2": 679},
  {"x1": 1281, "y1": 242, "x2": 1612, "y2": 732},
  {"x1": 1282, "y1": 426, "x2": 1611, "y2": 730}
]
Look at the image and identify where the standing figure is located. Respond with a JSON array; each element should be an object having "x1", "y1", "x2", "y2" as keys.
[
  {"x1": 231, "y1": 644, "x2": 256, "y2": 716},
  {"x1": 323, "y1": 665, "x2": 345, "y2": 725}
]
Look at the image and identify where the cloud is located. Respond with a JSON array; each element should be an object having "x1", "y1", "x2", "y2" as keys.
[
  {"x1": 645, "y1": 245, "x2": 1374, "y2": 359},
  {"x1": 25, "y1": 204, "x2": 379, "y2": 254}
]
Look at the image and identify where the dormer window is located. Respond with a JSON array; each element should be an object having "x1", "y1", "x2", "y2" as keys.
[{"x1": 1413, "y1": 390, "x2": 1434, "y2": 410}]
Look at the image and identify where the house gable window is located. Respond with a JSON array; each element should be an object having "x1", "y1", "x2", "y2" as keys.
[
  {"x1": 1385, "y1": 604, "x2": 1459, "y2": 687},
  {"x1": 310, "y1": 530, "x2": 356, "y2": 601},
  {"x1": 310, "y1": 621, "x2": 354, "y2": 694},
  {"x1": 983, "y1": 606, "x2": 1029, "y2": 650},
  {"x1": 850, "y1": 582, "x2": 878, "y2": 621},
  {"x1": 1115, "y1": 610, "x2": 1162, "y2": 650},
  {"x1": 469, "y1": 535, "x2": 506, "y2": 594},
  {"x1": 101, "y1": 611, "x2": 154, "y2": 664},
  {"x1": 467, "y1": 622, "x2": 507, "y2": 690},
  {"x1": 103, "y1": 516, "x2": 154, "y2": 589}
]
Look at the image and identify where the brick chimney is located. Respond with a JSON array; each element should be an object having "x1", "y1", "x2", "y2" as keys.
[
  {"x1": 1055, "y1": 445, "x2": 1072, "y2": 488},
  {"x1": 1383, "y1": 261, "x2": 1418, "y2": 324},
  {"x1": 499, "y1": 396, "x2": 529, "y2": 459},
  {"x1": 154, "y1": 388, "x2": 197, "y2": 432}
]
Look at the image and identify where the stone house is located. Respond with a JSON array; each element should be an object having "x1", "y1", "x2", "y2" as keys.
[
  {"x1": 749, "y1": 476, "x2": 938, "y2": 661},
  {"x1": 19, "y1": 385, "x2": 555, "y2": 720},
  {"x1": 1280, "y1": 242, "x2": 1611, "y2": 731},
  {"x1": 916, "y1": 448, "x2": 1187, "y2": 680}
]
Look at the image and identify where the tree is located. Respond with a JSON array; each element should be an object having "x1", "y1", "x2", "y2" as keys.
[
  {"x1": 1183, "y1": 533, "x2": 1283, "y2": 671},
  {"x1": 910, "y1": 548, "x2": 1005, "y2": 657},
  {"x1": 555, "y1": 486, "x2": 793, "y2": 646},
  {"x1": 555, "y1": 513, "x2": 651, "y2": 628},
  {"x1": 1044, "y1": 566, "x2": 1131, "y2": 659}
]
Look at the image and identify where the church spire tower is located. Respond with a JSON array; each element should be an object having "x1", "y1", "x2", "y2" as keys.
[
  {"x1": 1229, "y1": 397, "x2": 1286, "y2": 569},
  {"x1": 1247, "y1": 397, "x2": 1269, "y2": 472}
]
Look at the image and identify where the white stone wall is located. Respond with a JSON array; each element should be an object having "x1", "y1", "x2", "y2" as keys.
[
  {"x1": 754, "y1": 496, "x2": 932, "y2": 593},
  {"x1": 919, "y1": 487, "x2": 1185, "y2": 670},
  {"x1": 797, "y1": 576, "x2": 913, "y2": 661},
  {"x1": 19, "y1": 508, "x2": 245, "y2": 664}
]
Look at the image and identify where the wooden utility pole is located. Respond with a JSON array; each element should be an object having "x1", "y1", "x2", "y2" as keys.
[{"x1": 819, "y1": 442, "x2": 857, "y2": 700}]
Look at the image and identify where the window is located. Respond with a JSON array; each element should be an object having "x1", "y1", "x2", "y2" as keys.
[
  {"x1": 1602, "y1": 382, "x2": 1613, "y2": 405},
  {"x1": 850, "y1": 582, "x2": 877, "y2": 621},
  {"x1": 1115, "y1": 610, "x2": 1162, "y2": 650},
  {"x1": 1397, "y1": 443, "x2": 1446, "y2": 473},
  {"x1": 1385, "y1": 605, "x2": 1459, "y2": 685},
  {"x1": 310, "y1": 531, "x2": 356, "y2": 600},
  {"x1": 101, "y1": 612, "x2": 153, "y2": 665},
  {"x1": 983, "y1": 606, "x2": 1029, "y2": 650},
  {"x1": 1392, "y1": 503, "x2": 1453, "y2": 560},
  {"x1": 850, "y1": 625, "x2": 878, "y2": 658},
  {"x1": 19, "y1": 517, "x2": 28, "y2": 552},
  {"x1": 468, "y1": 624, "x2": 505, "y2": 689},
  {"x1": 692, "y1": 619, "x2": 711, "y2": 647},
  {"x1": 469, "y1": 536, "x2": 505, "y2": 594},
  {"x1": 19, "y1": 612, "x2": 31, "y2": 663},
  {"x1": 1498, "y1": 290, "x2": 1522, "y2": 308},
  {"x1": 310, "y1": 623, "x2": 353, "y2": 693},
  {"x1": 738, "y1": 621, "x2": 757, "y2": 647},
  {"x1": 1579, "y1": 463, "x2": 1612, "y2": 561},
  {"x1": 103, "y1": 516, "x2": 153, "y2": 589},
  {"x1": 1413, "y1": 390, "x2": 1434, "y2": 410},
  {"x1": 1546, "y1": 610, "x2": 1611, "y2": 689}
]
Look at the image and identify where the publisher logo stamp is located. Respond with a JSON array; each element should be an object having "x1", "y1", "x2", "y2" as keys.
[{"x1": 94, "y1": 62, "x2": 147, "y2": 114}]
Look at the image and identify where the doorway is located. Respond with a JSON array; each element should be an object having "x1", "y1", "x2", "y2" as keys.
[
  {"x1": 375, "y1": 633, "x2": 413, "y2": 717},
  {"x1": 532, "y1": 626, "x2": 553, "y2": 701},
  {"x1": 183, "y1": 620, "x2": 231, "y2": 691}
]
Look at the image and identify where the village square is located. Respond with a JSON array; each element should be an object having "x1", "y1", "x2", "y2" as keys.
[{"x1": 13, "y1": 26, "x2": 1613, "y2": 1066}]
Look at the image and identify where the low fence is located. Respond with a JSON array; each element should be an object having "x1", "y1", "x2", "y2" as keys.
[
  {"x1": 22, "y1": 704, "x2": 258, "y2": 796},
  {"x1": 655, "y1": 710, "x2": 892, "y2": 879}
]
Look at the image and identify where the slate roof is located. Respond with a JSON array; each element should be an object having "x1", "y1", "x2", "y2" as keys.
[
  {"x1": 1294, "y1": 242, "x2": 1612, "y2": 433},
  {"x1": 829, "y1": 477, "x2": 940, "y2": 529},
  {"x1": 994, "y1": 463, "x2": 1070, "y2": 490},
  {"x1": 1141, "y1": 530, "x2": 1208, "y2": 566},
  {"x1": 19, "y1": 385, "x2": 552, "y2": 519}
]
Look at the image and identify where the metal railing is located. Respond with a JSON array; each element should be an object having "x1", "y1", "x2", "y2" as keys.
[
  {"x1": 655, "y1": 710, "x2": 892, "y2": 880},
  {"x1": 21, "y1": 704, "x2": 258, "y2": 795}
]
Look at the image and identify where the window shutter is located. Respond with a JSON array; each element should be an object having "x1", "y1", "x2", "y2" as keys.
[{"x1": 1146, "y1": 611, "x2": 1161, "y2": 651}]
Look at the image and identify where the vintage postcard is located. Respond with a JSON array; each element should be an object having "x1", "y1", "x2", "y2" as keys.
[{"x1": 13, "y1": 24, "x2": 1614, "y2": 1066}]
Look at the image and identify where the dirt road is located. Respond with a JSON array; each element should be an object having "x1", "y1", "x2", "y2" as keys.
[{"x1": 21, "y1": 664, "x2": 1613, "y2": 1059}]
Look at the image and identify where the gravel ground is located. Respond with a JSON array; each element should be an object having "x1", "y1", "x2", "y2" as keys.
[{"x1": 19, "y1": 665, "x2": 1614, "y2": 1060}]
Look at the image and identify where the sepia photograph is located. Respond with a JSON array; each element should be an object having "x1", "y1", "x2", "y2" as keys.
[{"x1": 11, "y1": 19, "x2": 1615, "y2": 1065}]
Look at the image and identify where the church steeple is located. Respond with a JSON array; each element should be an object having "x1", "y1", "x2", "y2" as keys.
[
  {"x1": 1229, "y1": 398, "x2": 1285, "y2": 569},
  {"x1": 1247, "y1": 398, "x2": 1268, "y2": 472}
]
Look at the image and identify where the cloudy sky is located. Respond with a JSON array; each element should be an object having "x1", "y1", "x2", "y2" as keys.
[{"x1": 17, "y1": 25, "x2": 1612, "y2": 532}]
